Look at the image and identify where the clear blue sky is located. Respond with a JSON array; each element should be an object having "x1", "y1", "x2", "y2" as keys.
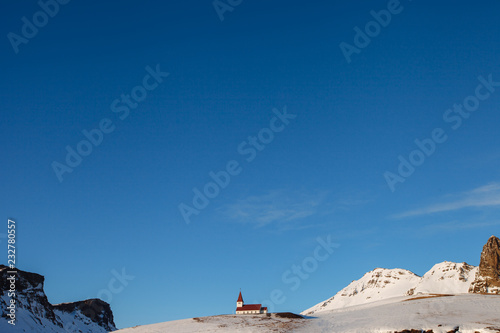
[{"x1": 2, "y1": 0, "x2": 500, "y2": 329}]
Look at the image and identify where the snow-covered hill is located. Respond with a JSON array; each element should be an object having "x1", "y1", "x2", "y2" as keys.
[
  {"x1": 116, "y1": 313, "x2": 307, "y2": 333},
  {"x1": 409, "y1": 261, "x2": 477, "y2": 295},
  {"x1": 303, "y1": 268, "x2": 420, "y2": 314},
  {"x1": 114, "y1": 294, "x2": 500, "y2": 333},
  {"x1": 302, "y1": 261, "x2": 478, "y2": 316},
  {"x1": 297, "y1": 294, "x2": 500, "y2": 333}
]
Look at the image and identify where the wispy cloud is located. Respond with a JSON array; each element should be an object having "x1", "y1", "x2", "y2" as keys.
[
  {"x1": 421, "y1": 220, "x2": 500, "y2": 233},
  {"x1": 399, "y1": 219, "x2": 500, "y2": 238},
  {"x1": 393, "y1": 182, "x2": 500, "y2": 219},
  {"x1": 218, "y1": 189, "x2": 330, "y2": 227}
]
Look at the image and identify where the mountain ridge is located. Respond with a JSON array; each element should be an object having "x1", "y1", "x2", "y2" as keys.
[
  {"x1": 3, "y1": 236, "x2": 499, "y2": 332},
  {"x1": 302, "y1": 236, "x2": 500, "y2": 316},
  {"x1": 0, "y1": 265, "x2": 116, "y2": 332}
]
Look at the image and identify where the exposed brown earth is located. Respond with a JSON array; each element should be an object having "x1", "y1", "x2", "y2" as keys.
[
  {"x1": 191, "y1": 313, "x2": 306, "y2": 331},
  {"x1": 403, "y1": 294, "x2": 454, "y2": 301}
]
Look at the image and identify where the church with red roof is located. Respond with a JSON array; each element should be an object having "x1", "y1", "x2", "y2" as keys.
[{"x1": 235, "y1": 291, "x2": 268, "y2": 314}]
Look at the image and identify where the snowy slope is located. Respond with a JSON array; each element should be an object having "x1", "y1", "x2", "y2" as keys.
[
  {"x1": 296, "y1": 294, "x2": 500, "y2": 333},
  {"x1": 114, "y1": 294, "x2": 500, "y2": 333},
  {"x1": 116, "y1": 237, "x2": 500, "y2": 332},
  {"x1": 303, "y1": 262, "x2": 478, "y2": 316},
  {"x1": 302, "y1": 268, "x2": 421, "y2": 315},
  {"x1": 0, "y1": 294, "x2": 63, "y2": 333},
  {"x1": 409, "y1": 262, "x2": 477, "y2": 295},
  {"x1": 116, "y1": 313, "x2": 307, "y2": 333}
]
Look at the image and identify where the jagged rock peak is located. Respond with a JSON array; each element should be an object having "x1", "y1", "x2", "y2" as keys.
[{"x1": 468, "y1": 235, "x2": 500, "y2": 294}]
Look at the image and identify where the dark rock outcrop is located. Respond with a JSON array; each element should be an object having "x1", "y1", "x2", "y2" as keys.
[
  {"x1": 54, "y1": 298, "x2": 116, "y2": 332},
  {"x1": 0, "y1": 265, "x2": 116, "y2": 332},
  {"x1": 469, "y1": 235, "x2": 500, "y2": 294},
  {"x1": 273, "y1": 312, "x2": 304, "y2": 319},
  {"x1": 0, "y1": 265, "x2": 62, "y2": 328}
]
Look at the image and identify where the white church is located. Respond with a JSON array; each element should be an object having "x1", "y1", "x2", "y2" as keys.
[{"x1": 235, "y1": 291, "x2": 268, "y2": 314}]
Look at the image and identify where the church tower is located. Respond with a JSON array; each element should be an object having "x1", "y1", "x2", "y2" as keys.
[{"x1": 236, "y1": 291, "x2": 244, "y2": 308}]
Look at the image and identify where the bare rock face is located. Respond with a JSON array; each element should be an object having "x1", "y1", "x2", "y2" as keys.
[
  {"x1": 0, "y1": 265, "x2": 63, "y2": 328},
  {"x1": 469, "y1": 235, "x2": 500, "y2": 294},
  {"x1": 54, "y1": 298, "x2": 116, "y2": 332},
  {"x1": 0, "y1": 265, "x2": 117, "y2": 332}
]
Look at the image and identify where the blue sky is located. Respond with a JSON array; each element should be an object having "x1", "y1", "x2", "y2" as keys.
[{"x1": 1, "y1": 0, "x2": 500, "y2": 329}]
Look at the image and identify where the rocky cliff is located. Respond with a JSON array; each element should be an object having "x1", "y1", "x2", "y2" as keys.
[
  {"x1": 468, "y1": 235, "x2": 500, "y2": 294},
  {"x1": 0, "y1": 265, "x2": 116, "y2": 332}
]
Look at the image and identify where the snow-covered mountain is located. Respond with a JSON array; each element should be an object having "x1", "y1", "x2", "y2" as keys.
[
  {"x1": 4, "y1": 235, "x2": 499, "y2": 332},
  {"x1": 301, "y1": 261, "x2": 477, "y2": 316},
  {"x1": 114, "y1": 294, "x2": 500, "y2": 333},
  {"x1": 114, "y1": 235, "x2": 500, "y2": 332},
  {"x1": 303, "y1": 236, "x2": 500, "y2": 317},
  {"x1": 302, "y1": 261, "x2": 478, "y2": 316},
  {"x1": 303, "y1": 268, "x2": 420, "y2": 314},
  {"x1": 0, "y1": 265, "x2": 116, "y2": 332},
  {"x1": 408, "y1": 261, "x2": 477, "y2": 295}
]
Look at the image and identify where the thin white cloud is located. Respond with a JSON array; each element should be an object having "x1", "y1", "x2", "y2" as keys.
[
  {"x1": 218, "y1": 189, "x2": 375, "y2": 229},
  {"x1": 394, "y1": 182, "x2": 500, "y2": 219},
  {"x1": 423, "y1": 220, "x2": 500, "y2": 232},
  {"x1": 218, "y1": 189, "x2": 326, "y2": 227}
]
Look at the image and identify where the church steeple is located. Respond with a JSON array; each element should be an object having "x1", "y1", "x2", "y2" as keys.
[{"x1": 236, "y1": 291, "x2": 244, "y2": 308}]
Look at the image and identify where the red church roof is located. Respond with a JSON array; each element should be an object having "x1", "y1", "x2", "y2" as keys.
[
  {"x1": 236, "y1": 304, "x2": 262, "y2": 311},
  {"x1": 237, "y1": 291, "x2": 243, "y2": 303}
]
